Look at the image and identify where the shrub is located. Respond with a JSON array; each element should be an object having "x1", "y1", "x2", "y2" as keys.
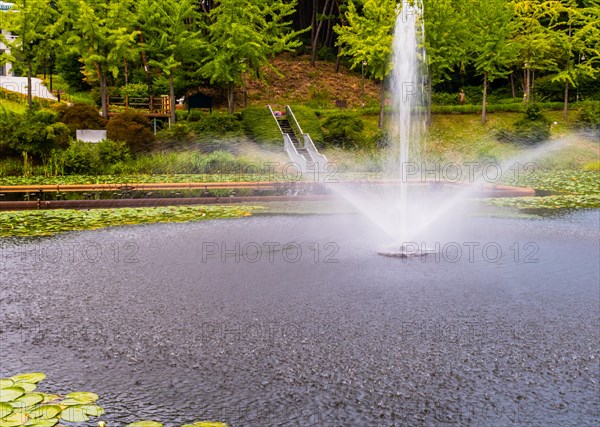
[
  {"x1": 60, "y1": 140, "x2": 99, "y2": 174},
  {"x1": 578, "y1": 102, "x2": 600, "y2": 130},
  {"x1": 321, "y1": 113, "x2": 365, "y2": 148},
  {"x1": 192, "y1": 114, "x2": 243, "y2": 136},
  {"x1": 496, "y1": 104, "x2": 550, "y2": 145},
  {"x1": 107, "y1": 111, "x2": 155, "y2": 153},
  {"x1": 10, "y1": 109, "x2": 70, "y2": 157},
  {"x1": 242, "y1": 107, "x2": 280, "y2": 144},
  {"x1": 58, "y1": 103, "x2": 106, "y2": 137},
  {"x1": 156, "y1": 123, "x2": 197, "y2": 148},
  {"x1": 97, "y1": 139, "x2": 130, "y2": 164},
  {"x1": 120, "y1": 83, "x2": 149, "y2": 98}
]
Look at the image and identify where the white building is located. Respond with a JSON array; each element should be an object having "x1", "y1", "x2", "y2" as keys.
[{"x1": 0, "y1": 2, "x2": 15, "y2": 76}]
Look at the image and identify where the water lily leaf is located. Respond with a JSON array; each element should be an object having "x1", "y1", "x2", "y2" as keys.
[
  {"x1": 0, "y1": 402, "x2": 13, "y2": 417},
  {"x1": 78, "y1": 404, "x2": 104, "y2": 417},
  {"x1": 126, "y1": 421, "x2": 163, "y2": 427},
  {"x1": 13, "y1": 383, "x2": 37, "y2": 393},
  {"x1": 24, "y1": 419, "x2": 59, "y2": 427},
  {"x1": 40, "y1": 394, "x2": 60, "y2": 404},
  {"x1": 10, "y1": 373, "x2": 45, "y2": 384},
  {"x1": 0, "y1": 412, "x2": 27, "y2": 427},
  {"x1": 181, "y1": 423, "x2": 229, "y2": 427},
  {"x1": 0, "y1": 387, "x2": 25, "y2": 403},
  {"x1": 60, "y1": 406, "x2": 89, "y2": 422},
  {"x1": 64, "y1": 392, "x2": 99, "y2": 404},
  {"x1": 27, "y1": 404, "x2": 61, "y2": 419},
  {"x1": 58, "y1": 398, "x2": 82, "y2": 406},
  {"x1": 12, "y1": 393, "x2": 44, "y2": 408},
  {"x1": 0, "y1": 380, "x2": 13, "y2": 389}
]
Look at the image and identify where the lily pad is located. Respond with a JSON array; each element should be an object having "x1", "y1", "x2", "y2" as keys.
[
  {"x1": 24, "y1": 419, "x2": 59, "y2": 427},
  {"x1": 13, "y1": 383, "x2": 37, "y2": 393},
  {"x1": 126, "y1": 421, "x2": 163, "y2": 427},
  {"x1": 78, "y1": 404, "x2": 104, "y2": 417},
  {"x1": 0, "y1": 387, "x2": 25, "y2": 403},
  {"x1": 181, "y1": 423, "x2": 229, "y2": 427},
  {"x1": 27, "y1": 404, "x2": 61, "y2": 420},
  {"x1": 64, "y1": 392, "x2": 99, "y2": 404},
  {"x1": 12, "y1": 393, "x2": 44, "y2": 408},
  {"x1": 60, "y1": 406, "x2": 89, "y2": 422},
  {"x1": 10, "y1": 373, "x2": 46, "y2": 384},
  {"x1": 0, "y1": 380, "x2": 13, "y2": 389},
  {"x1": 0, "y1": 402, "x2": 13, "y2": 418},
  {"x1": 0, "y1": 412, "x2": 27, "y2": 427}
]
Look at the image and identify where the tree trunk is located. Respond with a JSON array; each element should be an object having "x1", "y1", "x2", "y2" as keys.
[
  {"x1": 100, "y1": 71, "x2": 108, "y2": 118},
  {"x1": 311, "y1": 0, "x2": 331, "y2": 66},
  {"x1": 481, "y1": 72, "x2": 488, "y2": 125},
  {"x1": 27, "y1": 59, "x2": 32, "y2": 107},
  {"x1": 563, "y1": 78, "x2": 569, "y2": 121},
  {"x1": 510, "y1": 71, "x2": 515, "y2": 99},
  {"x1": 169, "y1": 71, "x2": 176, "y2": 124},
  {"x1": 426, "y1": 67, "x2": 432, "y2": 126},
  {"x1": 227, "y1": 82, "x2": 235, "y2": 114},
  {"x1": 378, "y1": 80, "x2": 385, "y2": 129}
]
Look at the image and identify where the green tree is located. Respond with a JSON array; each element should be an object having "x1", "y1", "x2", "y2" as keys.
[
  {"x1": 199, "y1": 0, "x2": 304, "y2": 114},
  {"x1": 138, "y1": 0, "x2": 204, "y2": 123},
  {"x1": 468, "y1": 0, "x2": 520, "y2": 124},
  {"x1": 549, "y1": 0, "x2": 600, "y2": 119},
  {"x1": 422, "y1": 0, "x2": 469, "y2": 119},
  {"x1": 1, "y1": 0, "x2": 56, "y2": 107},
  {"x1": 58, "y1": 0, "x2": 140, "y2": 118},
  {"x1": 510, "y1": 0, "x2": 563, "y2": 103},
  {"x1": 335, "y1": 0, "x2": 397, "y2": 128}
]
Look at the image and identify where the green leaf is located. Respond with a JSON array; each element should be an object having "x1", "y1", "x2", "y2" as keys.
[
  {"x1": 12, "y1": 393, "x2": 44, "y2": 408},
  {"x1": 27, "y1": 404, "x2": 61, "y2": 420},
  {"x1": 0, "y1": 387, "x2": 25, "y2": 403},
  {"x1": 64, "y1": 392, "x2": 99, "y2": 404},
  {"x1": 126, "y1": 421, "x2": 163, "y2": 427},
  {"x1": 12, "y1": 383, "x2": 37, "y2": 393},
  {"x1": 10, "y1": 373, "x2": 45, "y2": 384},
  {"x1": 79, "y1": 404, "x2": 105, "y2": 417},
  {"x1": 24, "y1": 419, "x2": 59, "y2": 427},
  {"x1": 0, "y1": 412, "x2": 27, "y2": 427},
  {"x1": 0, "y1": 402, "x2": 13, "y2": 418},
  {"x1": 0, "y1": 380, "x2": 13, "y2": 389},
  {"x1": 60, "y1": 406, "x2": 89, "y2": 422}
]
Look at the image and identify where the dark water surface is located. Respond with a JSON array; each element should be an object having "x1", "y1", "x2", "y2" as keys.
[{"x1": 1, "y1": 211, "x2": 599, "y2": 426}]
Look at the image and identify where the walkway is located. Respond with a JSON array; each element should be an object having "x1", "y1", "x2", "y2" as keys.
[{"x1": 0, "y1": 76, "x2": 57, "y2": 101}]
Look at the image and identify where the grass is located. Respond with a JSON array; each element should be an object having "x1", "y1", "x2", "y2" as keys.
[
  {"x1": 0, "y1": 205, "x2": 261, "y2": 237},
  {"x1": 242, "y1": 107, "x2": 281, "y2": 144},
  {"x1": 0, "y1": 98, "x2": 27, "y2": 113}
]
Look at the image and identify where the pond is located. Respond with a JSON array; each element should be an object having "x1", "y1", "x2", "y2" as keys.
[{"x1": 1, "y1": 210, "x2": 599, "y2": 426}]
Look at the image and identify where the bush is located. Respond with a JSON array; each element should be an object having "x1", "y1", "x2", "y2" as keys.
[
  {"x1": 578, "y1": 102, "x2": 600, "y2": 130},
  {"x1": 9, "y1": 109, "x2": 70, "y2": 157},
  {"x1": 192, "y1": 113, "x2": 243, "y2": 136},
  {"x1": 58, "y1": 103, "x2": 106, "y2": 137},
  {"x1": 107, "y1": 111, "x2": 155, "y2": 153},
  {"x1": 120, "y1": 83, "x2": 149, "y2": 98},
  {"x1": 496, "y1": 104, "x2": 550, "y2": 145},
  {"x1": 156, "y1": 123, "x2": 197, "y2": 148},
  {"x1": 321, "y1": 113, "x2": 365, "y2": 148},
  {"x1": 97, "y1": 139, "x2": 130, "y2": 164},
  {"x1": 242, "y1": 107, "x2": 281, "y2": 144},
  {"x1": 60, "y1": 140, "x2": 99, "y2": 174}
]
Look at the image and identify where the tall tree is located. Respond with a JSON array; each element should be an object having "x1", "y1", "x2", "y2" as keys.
[
  {"x1": 138, "y1": 0, "x2": 204, "y2": 123},
  {"x1": 468, "y1": 0, "x2": 520, "y2": 124},
  {"x1": 199, "y1": 0, "x2": 304, "y2": 113},
  {"x1": 549, "y1": 0, "x2": 600, "y2": 119},
  {"x1": 1, "y1": 0, "x2": 56, "y2": 107},
  {"x1": 335, "y1": 0, "x2": 396, "y2": 128},
  {"x1": 58, "y1": 0, "x2": 139, "y2": 118}
]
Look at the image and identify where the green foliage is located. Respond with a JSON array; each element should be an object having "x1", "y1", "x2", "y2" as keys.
[
  {"x1": 321, "y1": 113, "x2": 365, "y2": 148},
  {"x1": 55, "y1": 52, "x2": 91, "y2": 91},
  {"x1": 289, "y1": 105, "x2": 324, "y2": 145},
  {"x1": 496, "y1": 104, "x2": 551, "y2": 145},
  {"x1": 578, "y1": 101, "x2": 600, "y2": 129},
  {"x1": 0, "y1": 372, "x2": 104, "y2": 425},
  {"x1": 107, "y1": 111, "x2": 155, "y2": 153},
  {"x1": 192, "y1": 114, "x2": 243, "y2": 137},
  {"x1": 242, "y1": 108, "x2": 281, "y2": 144},
  {"x1": 2, "y1": 109, "x2": 70, "y2": 158},
  {"x1": 60, "y1": 140, "x2": 98, "y2": 174},
  {"x1": 199, "y1": 0, "x2": 305, "y2": 113},
  {"x1": 156, "y1": 123, "x2": 197, "y2": 148},
  {"x1": 335, "y1": 0, "x2": 396, "y2": 82},
  {"x1": 120, "y1": 83, "x2": 150, "y2": 99},
  {"x1": 58, "y1": 103, "x2": 107, "y2": 137}
]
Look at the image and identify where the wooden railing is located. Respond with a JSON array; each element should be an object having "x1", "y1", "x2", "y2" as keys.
[{"x1": 108, "y1": 95, "x2": 171, "y2": 116}]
